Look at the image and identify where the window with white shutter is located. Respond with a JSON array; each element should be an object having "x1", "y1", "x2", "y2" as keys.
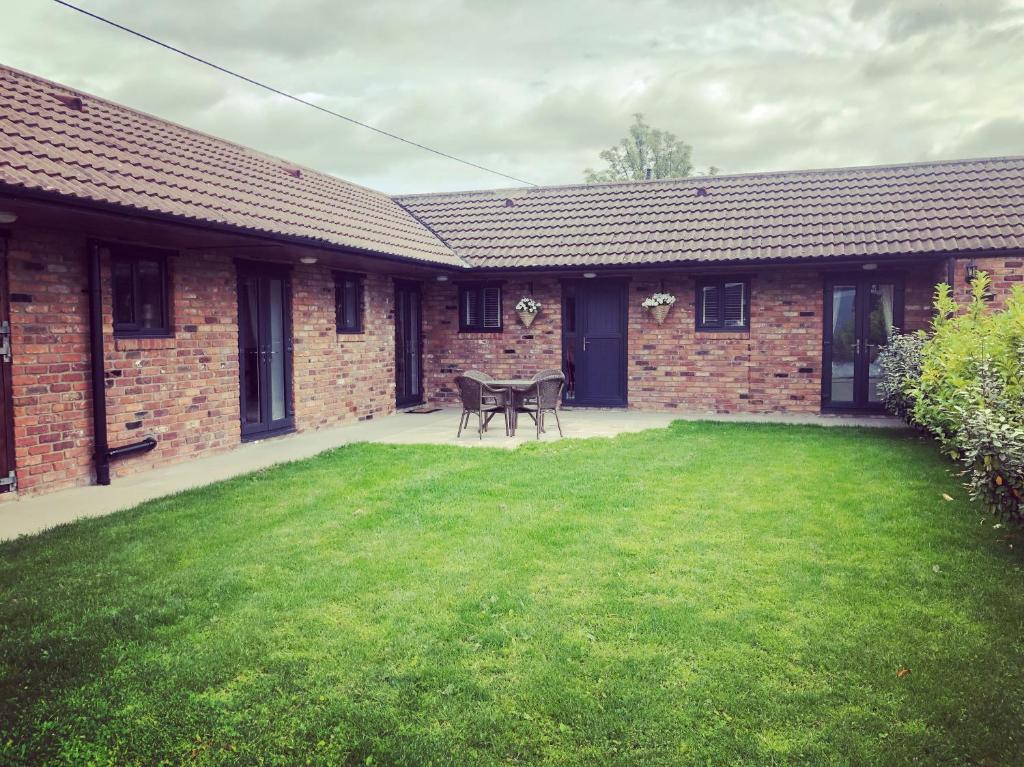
[
  {"x1": 701, "y1": 285, "x2": 721, "y2": 326},
  {"x1": 459, "y1": 285, "x2": 503, "y2": 332},
  {"x1": 696, "y1": 277, "x2": 750, "y2": 331},
  {"x1": 723, "y1": 282, "x2": 746, "y2": 327}
]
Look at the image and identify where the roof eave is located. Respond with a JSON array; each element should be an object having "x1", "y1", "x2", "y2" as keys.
[
  {"x1": 457, "y1": 248, "x2": 1023, "y2": 273},
  {"x1": 0, "y1": 184, "x2": 470, "y2": 272}
]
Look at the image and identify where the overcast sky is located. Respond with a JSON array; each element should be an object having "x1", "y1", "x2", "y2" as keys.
[{"x1": 4, "y1": 0, "x2": 1024, "y2": 194}]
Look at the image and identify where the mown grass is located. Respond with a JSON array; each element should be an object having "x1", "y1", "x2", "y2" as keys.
[{"x1": 1, "y1": 421, "x2": 1022, "y2": 766}]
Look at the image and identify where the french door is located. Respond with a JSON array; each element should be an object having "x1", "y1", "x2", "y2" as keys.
[
  {"x1": 822, "y1": 276, "x2": 904, "y2": 411},
  {"x1": 562, "y1": 279, "x2": 628, "y2": 407},
  {"x1": 237, "y1": 263, "x2": 294, "y2": 439},
  {"x1": 394, "y1": 281, "x2": 423, "y2": 408}
]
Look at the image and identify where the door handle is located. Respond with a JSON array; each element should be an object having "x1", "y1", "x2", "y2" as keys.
[{"x1": 582, "y1": 336, "x2": 589, "y2": 351}]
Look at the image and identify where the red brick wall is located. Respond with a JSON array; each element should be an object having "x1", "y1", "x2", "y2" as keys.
[
  {"x1": 6, "y1": 225, "x2": 397, "y2": 497},
  {"x1": 5, "y1": 229, "x2": 242, "y2": 495},
  {"x1": 949, "y1": 256, "x2": 1023, "y2": 311},
  {"x1": 422, "y1": 265, "x2": 942, "y2": 414},
  {"x1": 102, "y1": 250, "x2": 239, "y2": 482},
  {"x1": 421, "y1": 278, "x2": 562, "y2": 403},
  {"x1": 627, "y1": 271, "x2": 822, "y2": 412},
  {"x1": 7, "y1": 228, "x2": 92, "y2": 493},
  {"x1": 292, "y1": 266, "x2": 395, "y2": 427}
]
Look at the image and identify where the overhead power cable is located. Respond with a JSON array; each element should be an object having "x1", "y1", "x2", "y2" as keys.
[{"x1": 52, "y1": 0, "x2": 537, "y2": 186}]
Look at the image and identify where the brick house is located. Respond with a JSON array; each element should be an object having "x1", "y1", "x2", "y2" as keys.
[{"x1": 1, "y1": 65, "x2": 1021, "y2": 499}]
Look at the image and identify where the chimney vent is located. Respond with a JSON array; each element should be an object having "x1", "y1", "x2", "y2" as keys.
[
  {"x1": 504, "y1": 198, "x2": 515, "y2": 208},
  {"x1": 53, "y1": 93, "x2": 84, "y2": 111},
  {"x1": 695, "y1": 187, "x2": 708, "y2": 197},
  {"x1": 285, "y1": 167, "x2": 302, "y2": 178}
]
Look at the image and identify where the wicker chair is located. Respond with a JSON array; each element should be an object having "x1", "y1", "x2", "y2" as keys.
[
  {"x1": 532, "y1": 368, "x2": 564, "y2": 380},
  {"x1": 463, "y1": 370, "x2": 502, "y2": 411},
  {"x1": 513, "y1": 369, "x2": 563, "y2": 426},
  {"x1": 514, "y1": 373, "x2": 564, "y2": 439},
  {"x1": 455, "y1": 375, "x2": 509, "y2": 439}
]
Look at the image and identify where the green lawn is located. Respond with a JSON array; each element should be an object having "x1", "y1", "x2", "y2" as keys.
[{"x1": 1, "y1": 422, "x2": 1023, "y2": 766}]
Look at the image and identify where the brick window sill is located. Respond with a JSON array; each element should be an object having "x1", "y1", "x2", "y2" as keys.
[
  {"x1": 695, "y1": 332, "x2": 750, "y2": 340},
  {"x1": 115, "y1": 337, "x2": 176, "y2": 352}
]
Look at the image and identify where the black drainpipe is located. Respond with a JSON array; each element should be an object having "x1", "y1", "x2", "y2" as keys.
[
  {"x1": 86, "y1": 241, "x2": 157, "y2": 486},
  {"x1": 86, "y1": 241, "x2": 110, "y2": 485}
]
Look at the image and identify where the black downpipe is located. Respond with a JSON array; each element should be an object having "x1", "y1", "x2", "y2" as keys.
[{"x1": 86, "y1": 241, "x2": 110, "y2": 485}]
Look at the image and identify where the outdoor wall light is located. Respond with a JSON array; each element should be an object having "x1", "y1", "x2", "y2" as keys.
[
  {"x1": 582, "y1": 272, "x2": 597, "y2": 278},
  {"x1": 861, "y1": 263, "x2": 878, "y2": 270},
  {"x1": 299, "y1": 255, "x2": 318, "y2": 264},
  {"x1": 0, "y1": 211, "x2": 17, "y2": 224},
  {"x1": 436, "y1": 275, "x2": 449, "y2": 282}
]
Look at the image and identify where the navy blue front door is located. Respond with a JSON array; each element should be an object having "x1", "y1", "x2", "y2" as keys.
[{"x1": 569, "y1": 280, "x2": 627, "y2": 407}]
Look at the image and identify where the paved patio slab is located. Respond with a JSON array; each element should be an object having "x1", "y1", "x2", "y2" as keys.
[{"x1": 0, "y1": 407, "x2": 902, "y2": 541}]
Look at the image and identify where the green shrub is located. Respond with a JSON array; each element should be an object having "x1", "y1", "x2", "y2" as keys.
[
  {"x1": 877, "y1": 330, "x2": 925, "y2": 423},
  {"x1": 912, "y1": 274, "x2": 1024, "y2": 451},
  {"x1": 957, "y1": 399, "x2": 1024, "y2": 524},
  {"x1": 882, "y1": 272, "x2": 1024, "y2": 522}
]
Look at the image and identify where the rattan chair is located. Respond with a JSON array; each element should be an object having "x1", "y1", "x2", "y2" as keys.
[
  {"x1": 514, "y1": 373, "x2": 564, "y2": 439},
  {"x1": 516, "y1": 368, "x2": 565, "y2": 428},
  {"x1": 532, "y1": 368, "x2": 564, "y2": 380},
  {"x1": 455, "y1": 375, "x2": 509, "y2": 439}
]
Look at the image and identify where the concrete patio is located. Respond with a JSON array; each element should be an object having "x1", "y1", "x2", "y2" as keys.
[{"x1": 0, "y1": 407, "x2": 902, "y2": 541}]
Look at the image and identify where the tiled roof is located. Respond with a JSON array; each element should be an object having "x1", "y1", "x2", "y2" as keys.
[
  {"x1": 3, "y1": 65, "x2": 1022, "y2": 273},
  {"x1": 0, "y1": 66, "x2": 462, "y2": 267},
  {"x1": 395, "y1": 157, "x2": 1024, "y2": 269}
]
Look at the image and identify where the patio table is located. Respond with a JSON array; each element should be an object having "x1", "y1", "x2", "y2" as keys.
[{"x1": 487, "y1": 379, "x2": 534, "y2": 436}]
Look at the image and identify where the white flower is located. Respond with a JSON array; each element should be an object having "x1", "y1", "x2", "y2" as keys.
[
  {"x1": 642, "y1": 292, "x2": 677, "y2": 308},
  {"x1": 516, "y1": 297, "x2": 542, "y2": 313}
]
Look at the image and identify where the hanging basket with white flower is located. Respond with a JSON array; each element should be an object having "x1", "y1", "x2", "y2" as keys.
[
  {"x1": 642, "y1": 292, "x2": 677, "y2": 324},
  {"x1": 516, "y1": 297, "x2": 542, "y2": 328}
]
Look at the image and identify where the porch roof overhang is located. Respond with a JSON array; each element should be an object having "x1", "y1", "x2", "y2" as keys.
[{"x1": 0, "y1": 187, "x2": 465, "y2": 279}]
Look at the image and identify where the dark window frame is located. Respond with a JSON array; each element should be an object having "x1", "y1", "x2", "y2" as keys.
[
  {"x1": 109, "y1": 245, "x2": 173, "y2": 338},
  {"x1": 458, "y1": 283, "x2": 503, "y2": 333},
  {"x1": 333, "y1": 271, "x2": 365, "y2": 334},
  {"x1": 695, "y1": 276, "x2": 751, "y2": 332}
]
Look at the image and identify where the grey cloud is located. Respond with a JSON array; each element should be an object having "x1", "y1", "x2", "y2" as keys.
[
  {"x1": 3, "y1": 0, "x2": 1024, "y2": 194},
  {"x1": 850, "y1": 0, "x2": 1014, "y2": 40},
  {"x1": 943, "y1": 117, "x2": 1024, "y2": 159}
]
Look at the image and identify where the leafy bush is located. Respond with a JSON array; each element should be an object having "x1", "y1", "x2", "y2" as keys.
[
  {"x1": 877, "y1": 330, "x2": 925, "y2": 423},
  {"x1": 957, "y1": 402, "x2": 1024, "y2": 524},
  {"x1": 911, "y1": 275, "x2": 1024, "y2": 449},
  {"x1": 881, "y1": 272, "x2": 1024, "y2": 522}
]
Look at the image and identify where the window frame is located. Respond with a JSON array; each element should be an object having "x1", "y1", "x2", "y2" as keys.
[
  {"x1": 694, "y1": 276, "x2": 751, "y2": 332},
  {"x1": 458, "y1": 283, "x2": 503, "y2": 333},
  {"x1": 109, "y1": 245, "x2": 173, "y2": 338},
  {"x1": 333, "y1": 271, "x2": 365, "y2": 334}
]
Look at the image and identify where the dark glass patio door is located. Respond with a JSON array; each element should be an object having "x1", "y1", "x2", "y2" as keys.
[
  {"x1": 822, "y1": 276, "x2": 904, "y2": 411},
  {"x1": 564, "y1": 279, "x2": 628, "y2": 407},
  {"x1": 394, "y1": 281, "x2": 423, "y2": 408},
  {"x1": 237, "y1": 263, "x2": 294, "y2": 439}
]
